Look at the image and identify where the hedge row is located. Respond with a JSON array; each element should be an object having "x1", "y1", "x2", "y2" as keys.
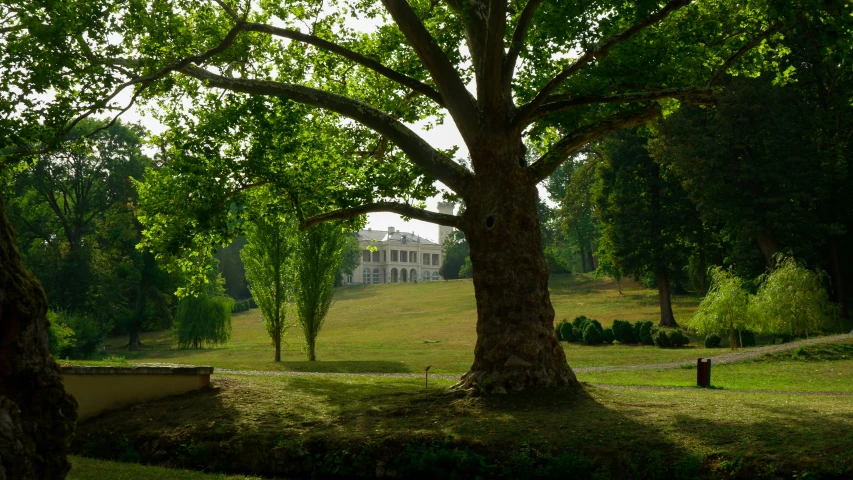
[
  {"x1": 556, "y1": 317, "x2": 691, "y2": 348},
  {"x1": 231, "y1": 298, "x2": 257, "y2": 313}
]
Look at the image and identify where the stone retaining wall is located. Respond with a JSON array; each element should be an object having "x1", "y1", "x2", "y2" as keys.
[{"x1": 62, "y1": 365, "x2": 213, "y2": 421}]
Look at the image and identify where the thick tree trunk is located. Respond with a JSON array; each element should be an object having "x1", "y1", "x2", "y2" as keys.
[
  {"x1": 829, "y1": 237, "x2": 849, "y2": 320},
  {"x1": 455, "y1": 140, "x2": 578, "y2": 394},
  {"x1": 578, "y1": 243, "x2": 589, "y2": 273},
  {"x1": 0, "y1": 197, "x2": 77, "y2": 480},
  {"x1": 698, "y1": 226, "x2": 707, "y2": 296},
  {"x1": 656, "y1": 271, "x2": 678, "y2": 327},
  {"x1": 755, "y1": 232, "x2": 778, "y2": 267}
]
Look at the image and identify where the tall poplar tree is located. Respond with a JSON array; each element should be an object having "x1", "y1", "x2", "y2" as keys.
[{"x1": 241, "y1": 209, "x2": 296, "y2": 362}]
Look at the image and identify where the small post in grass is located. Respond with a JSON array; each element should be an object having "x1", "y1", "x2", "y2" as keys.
[
  {"x1": 697, "y1": 358, "x2": 711, "y2": 387},
  {"x1": 425, "y1": 365, "x2": 432, "y2": 389}
]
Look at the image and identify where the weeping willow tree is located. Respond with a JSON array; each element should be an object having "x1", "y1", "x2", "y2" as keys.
[
  {"x1": 294, "y1": 222, "x2": 346, "y2": 361},
  {"x1": 174, "y1": 261, "x2": 233, "y2": 349},
  {"x1": 750, "y1": 255, "x2": 838, "y2": 338},
  {"x1": 241, "y1": 213, "x2": 296, "y2": 362},
  {"x1": 690, "y1": 267, "x2": 751, "y2": 349}
]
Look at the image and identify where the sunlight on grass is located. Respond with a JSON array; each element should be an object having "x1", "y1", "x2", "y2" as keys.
[
  {"x1": 101, "y1": 275, "x2": 704, "y2": 374},
  {"x1": 68, "y1": 455, "x2": 264, "y2": 480}
]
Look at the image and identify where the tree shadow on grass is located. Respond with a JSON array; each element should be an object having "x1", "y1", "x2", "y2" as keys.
[
  {"x1": 75, "y1": 375, "x2": 851, "y2": 478},
  {"x1": 669, "y1": 397, "x2": 853, "y2": 477},
  {"x1": 267, "y1": 360, "x2": 413, "y2": 373}
]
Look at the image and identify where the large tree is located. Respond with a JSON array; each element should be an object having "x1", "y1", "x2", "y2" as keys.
[{"x1": 3, "y1": 0, "x2": 838, "y2": 397}]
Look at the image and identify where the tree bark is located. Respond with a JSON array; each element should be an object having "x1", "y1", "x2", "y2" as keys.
[
  {"x1": 454, "y1": 140, "x2": 578, "y2": 394},
  {"x1": 755, "y1": 232, "x2": 778, "y2": 267},
  {"x1": 656, "y1": 271, "x2": 678, "y2": 327},
  {"x1": 0, "y1": 196, "x2": 77, "y2": 480},
  {"x1": 829, "y1": 237, "x2": 849, "y2": 320}
]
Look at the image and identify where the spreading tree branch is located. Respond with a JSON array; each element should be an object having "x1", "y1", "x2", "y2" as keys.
[
  {"x1": 528, "y1": 86, "x2": 711, "y2": 123},
  {"x1": 180, "y1": 65, "x2": 473, "y2": 195},
  {"x1": 480, "y1": 0, "x2": 508, "y2": 112},
  {"x1": 381, "y1": 0, "x2": 479, "y2": 140},
  {"x1": 300, "y1": 201, "x2": 461, "y2": 230},
  {"x1": 515, "y1": 0, "x2": 692, "y2": 127},
  {"x1": 502, "y1": 0, "x2": 544, "y2": 92},
  {"x1": 240, "y1": 22, "x2": 445, "y2": 107},
  {"x1": 707, "y1": 21, "x2": 784, "y2": 87},
  {"x1": 527, "y1": 105, "x2": 661, "y2": 182}
]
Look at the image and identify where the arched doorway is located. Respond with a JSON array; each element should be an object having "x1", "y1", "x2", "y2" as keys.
[
  {"x1": 410, "y1": 269, "x2": 417, "y2": 282},
  {"x1": 401, "y1": 269, "x2": 408, "y2": 282},
  {"x1": 391, "y1": 268, "x2": 398, "y2": 283}
]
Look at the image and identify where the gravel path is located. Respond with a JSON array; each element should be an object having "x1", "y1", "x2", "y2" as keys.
[
  {"x1": 591, "y1": 383, "x2": 853, "y2": 396},
  {"x1": 215, "y1": 333, "x2": 851, "y2": 380},
  {"x1": 573, "y1": 333, "x2": 852, "y2": 373}
]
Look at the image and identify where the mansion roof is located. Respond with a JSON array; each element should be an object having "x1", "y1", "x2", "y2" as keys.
[{"x1": 357, "y1": 228, "x2": 440, "y2": 246}]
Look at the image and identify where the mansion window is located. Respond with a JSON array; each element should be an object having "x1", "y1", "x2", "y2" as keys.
[
  {"x1": 373, "y1": 268, "x2": 380, "y2": 284},
  {"x1": 432, "y1": 254, "x2": 439, "y2": 266},
  {"x1": 423, "y1": 271, "x2": 430, "y2": 281},
  {"x1": 391, "y1": 250, "x2": 398, "y2": 262},
  {"x1": 409, "y1": 251, "x2": 417, "y2": 262},
  {"x1": 400, "y1": 250, "x2": 407, "y2": 263},
  {"x1": 372, "y1": 250, "x2": 380, "y2": 262},
  {"x1": 363, "y1": 250, "x2": 370, "y2": 262},
  {"x1": 363, "y1": 268, "x2": 371, "y2": 284},
  {"x1": 423, "y1": 253, "x2": 430, "y2": 265},
  {"x1": 433, "y1": 272, "x2": 440, "y2": 281}
]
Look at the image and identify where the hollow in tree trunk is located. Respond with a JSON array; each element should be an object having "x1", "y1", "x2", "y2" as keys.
[
  {"x1": 0, "y1": 197, "x2": 77, "y2": 479},
  {"x1": 454, "y1": 143, "x2": 578, "y2": 393},
  {"x1": 656, "y1": 271, "x2": 678, "y2": 327}
]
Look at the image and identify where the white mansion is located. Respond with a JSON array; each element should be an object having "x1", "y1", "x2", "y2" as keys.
[{"x1": 345, "y1": 202, "x2": 454, "y2": 285}]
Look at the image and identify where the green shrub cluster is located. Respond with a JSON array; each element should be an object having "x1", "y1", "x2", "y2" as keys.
[
  {"x1": 652, "y1": 328, "x2": 690, "y2": 348},
  {"x1": 557, "y1": 317, "x2": 673, "y2": 346},
  {"x1": 47, "y1": 310, "x2": 110, "y2": 359},
  {"x1": 231, "y1": 299, "x2": 254, "y2": 313},
  {"x1": 704, "y1": 334, "x2": 722, "y2": 348}
]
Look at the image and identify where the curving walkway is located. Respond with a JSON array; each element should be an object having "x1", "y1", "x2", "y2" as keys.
[{"x1": 215, "y1": 333, "x2": 852, "y2": 380}]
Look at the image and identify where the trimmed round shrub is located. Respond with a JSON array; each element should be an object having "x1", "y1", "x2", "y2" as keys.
[
  {"x1": 704, "y1": 334, "x2": 722, "y2": 348},
  {"x1": 572, "y1": 315, "x2": 590, "y2": 332},
  {"x1": 669, "y1": 329, "x2": 690, "y2": 347},
  {"x1": 582, "y1": 323, "x2": 602, "y2": 345},
  {"x1": 588, "y1": 319, "x2": 603, "y2": 334},
  {"x1": 558, "y1": 321, "x2": 574, "y2": 343},
  {"x1": 612, "y1": 320, "x2": 635, "y2": 344},
  {"x1": 654, "y1": 328, "x2": 690, "y2": 348},
  {"x1": 638, "y1": 321, "x2": 655, "y2": 345},
  {"x1": 652, "y1": 327, "x2": 670, "y2": 348},
  {"x1": 602, "y1": 327, "x2": 615, "y2": 344},
  {"x1": 555, "y1": 319, "x2": 569, "y2": 341}
]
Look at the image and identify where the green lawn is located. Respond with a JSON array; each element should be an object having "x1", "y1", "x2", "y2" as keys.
[
  {"x1": 69, "y1": 455, "x2": 265, "y2": 480},
  {"x1": 103, "y1": 275, "x2": 705, "y2": 374},
  {"x1": 579, "y1": 339, "x2": 853, "y2": 392},
  {"x1": 580, "y1": 358, "x2": 853, "y2": 392},
  {"x1": 73, "y1": 371, "x2": 853, "y2": 478}
]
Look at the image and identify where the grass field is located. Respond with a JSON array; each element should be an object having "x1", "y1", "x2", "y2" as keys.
[
  {"x1": 73, "y1": 277, "x2": 853, "y2": 478},
  {"x1": 74, "y1": 363, "x2": 853, "y2": 478},
  {"x1": 68, "y1": 456, "x2": 264, "y2": 480},
  {"x1": 103, "y1": 275, "x2": 706, "y2": 374}
]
